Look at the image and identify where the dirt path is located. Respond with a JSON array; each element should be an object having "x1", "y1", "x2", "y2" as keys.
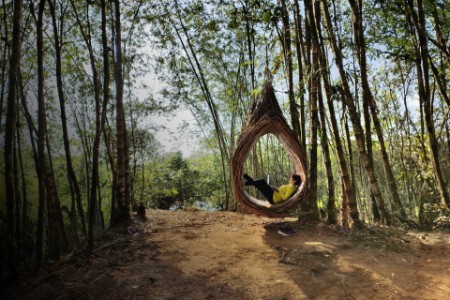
[{"x1": 4, "y1": 209, "x2": 450, "y2": 299}]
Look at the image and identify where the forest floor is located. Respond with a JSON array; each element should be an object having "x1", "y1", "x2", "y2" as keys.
[{"x1": 3, "y1": 209, "x2": 450, "y2": 300}]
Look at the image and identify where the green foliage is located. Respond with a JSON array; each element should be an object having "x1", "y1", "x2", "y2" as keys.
[
  {"x1": 433, "y1": 208, "x2": 450, "y2": 229},
  {"x1": 134, "y1": 151, "x2": 225, "y2": 210},
  {"x1": 422, "y1": 204, "x2": 445, "y2": 228},
  {"x1": 3, "y1": 2, "x2": 450, "y2": 275}
]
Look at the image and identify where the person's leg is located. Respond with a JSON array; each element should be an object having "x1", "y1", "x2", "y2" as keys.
[
  {"x1": 250, "y1": 179, "x2": 274, "y2": 204},
  {"x1": 243, "y1": 173, "x2": 254, "y2": 184}
]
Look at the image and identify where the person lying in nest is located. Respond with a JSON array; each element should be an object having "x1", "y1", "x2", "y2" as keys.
[{"x1": 243, "y1": 173, "x2": 302, "y2": 204}]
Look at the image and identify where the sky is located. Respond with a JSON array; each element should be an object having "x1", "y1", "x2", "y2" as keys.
[
  {"x1": 150, "y1": 109, "x2": 200, "y2": 157},
  {"x1": 137, "y1": 58, "x2": 202, "y2": 158}
]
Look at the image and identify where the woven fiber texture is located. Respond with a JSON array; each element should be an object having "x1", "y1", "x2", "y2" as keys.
[{"x1": 231, "y1": 83, "x2": 308, "y2": 217}]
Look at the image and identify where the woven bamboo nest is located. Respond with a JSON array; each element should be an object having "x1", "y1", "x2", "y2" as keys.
[{"x1": 231, "y1": 83, "x2": 308, "y2": 217}]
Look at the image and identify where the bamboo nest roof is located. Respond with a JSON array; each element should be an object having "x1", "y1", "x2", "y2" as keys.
[{"x1": 231, "y1": 83, "x2": 308, "y2": 217}]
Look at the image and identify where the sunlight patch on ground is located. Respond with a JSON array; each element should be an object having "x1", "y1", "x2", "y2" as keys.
[{"x1": 335, "y1": 255, "x2": 410, "y2": 296}]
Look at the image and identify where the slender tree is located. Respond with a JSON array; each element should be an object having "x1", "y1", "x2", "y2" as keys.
[
  {"x1": 69, "y1": 0, "x2": 104, "y2": 250},
  {"x1": 314, "y1": 0, "x2": 361, "y2": 226},
  {"x1": 100, "y1": 0, "x2": 116, "y2": 223},
  {"x1": 321, "y1": 0, "x2": 391, "y2": 224},
  {"x1": 34, "y1": 0, "x2": 70, "y2": 262},
  {"x1": 293, "y1": 0, "x2": 307, "y2": 149},
  {"x1": 348, "y1": 0, "x2": 406, "y2": 219},
  {"x1": 406, "y1": 0, "x2": 450, "y2": 208},
  {"x1": 311, "y1": 1, "x2": 336, "y2": 224},
  {"x1": 170, "y1": 0, "x2": 231, "y2": 208},
  {"x1": 302, "y1": 0, "x2": 320, "y2": 220},
  {"x1": 111, "y1": 0, "x2": 132, "y2": 226},
  {"x1": 48, "y1": 0, "x2": 87, "y2": 239},
  {"x1": 4, "y1": 0, "x2": 23, "y2": 277},
  {"x1": 0, "y1": 0, "x2": 11, "y2": 126},
  {"x1": 317, "y1": 89, "x2": 337, "y2": 223},
  {"x1": 280, "y1": 0, "x2": 301, "y2": 139}
]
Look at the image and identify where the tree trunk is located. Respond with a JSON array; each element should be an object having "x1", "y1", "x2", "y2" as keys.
[
  {"x1": 446, "y1": 122, "x2": 450, "y2": 162},
  {"x1": 407, "y1": 0, "x2": 450, "y2": 207},
  {"x1": 348, "y1": 0, "x2": 406, "y2": 220},
  {"x1": 100, "y1": 0, "x2": 116, "y2": 225},
  {"x1": 341, "y1": 179, "x2": 349, "y2": 227},
  {"x1": 344, "y1": 106, "x2": 364, "y2": 222},
  {"x1": 49, "y1": 0, "x2": 86, "y2": 238},
  {"x1": 280, "y1": 0, "x2": 301, "y2": 139},
  {"x1": 69, "y1": 0, "x2": 103, "y2": 251},
  {"x1": 111, "y1": 0, "x2": 131, "y2": 226},
  {"x1": 35, "y1": 0, "x2": 69, "y2": 261},
  {"x1": 46, "y1": 120, "x2": 71, "y2": 250},
  {"x1": 16, "y1": 117, "x2": 30, "y2": 268},
  {"x1": 302, "y1": 0, "x2": 320, "y2": 220},
  {"x1": 172, "y1": 0, "x2": 231, "y2": 211},
  {"x1": 104, "y1": 120, "x2": 117, "y2": 216},
  {"x1": 321, "y1": 0, "x2": 391, "y2": 224},
  {"x1": 17, "y1": 67, "x2": 44, "y2": 271},
  {"x1": 36, "y1": 0, "x2": 52, "y2": 260},
  {"x1": 293, "y1": 0, "x2": 307, "y2": 149},
  {"x1": 0, "y1": 0, "x2": 10, "y2": 126},
  {"x1": 13, "y1": 125, "x2": 22, "y2": 270},
  {"x1": 4, "y1": 0, "x2": 23, "y2": 280},
  {"x1": 312, "y1": 2, "x2": 361, "y2": 226},
  {"x1": 312, "y1": 0, "x2": 336, "y2": 224},
  {"x1": 318, "y1": 89, "x2": 337, "y2": 224},
  {"x1": 85, "y1": 28, "x2": 102, "y2": 251}
]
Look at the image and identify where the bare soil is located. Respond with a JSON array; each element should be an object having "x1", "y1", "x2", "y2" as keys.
[{"x1": 3, "y1": 209, "x2": 450, "y2": 300}]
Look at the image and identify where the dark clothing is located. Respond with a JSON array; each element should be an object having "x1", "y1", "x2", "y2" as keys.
[
  {"x1": 250, "y1": 179, "x2": 275, "y2": 204},
  {"x1": 244, "y1": 174, "x2": 275, "y2": 204},
  {"x1": 244, "y1": 173, "x2": 301, "y2": 204}
]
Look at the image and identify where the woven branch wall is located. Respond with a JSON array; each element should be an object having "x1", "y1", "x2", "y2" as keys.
[{"x1": 231, "y1": 83, "x2": 308, "y2": 217}]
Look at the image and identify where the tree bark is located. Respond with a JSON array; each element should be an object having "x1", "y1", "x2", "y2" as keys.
[
  {"x1": 17, "y1": 67, "x2": 44, "y2": 271},
  {"x1": 13, "y1": 122, "x2": 22, "y2": 271},
  {"x1": 31, "y1": 0, "x2": 44, "y2": 272},
  {"x1": 348, "y1": 0, "x2": 406, "y2": 220},
  {"x1": 407, "y1": 0, "x2": 450, "y2": 207},
  {"x1": 280, "y1": 0, "x2": 301, "y2": 139},
  {"x1": 171, "y1": 0, "x2": 231, "y2": 211},
  {"x1": 321, "y1": 0, "x2": 391, "y2": 224},
  {"x1": 0, "y1": 0, "x2": 10, "y2": 126},
  {"x1": 111, "y1": 0, "x2": 132, "y2": 226},
  {"x1": 242, "y1": 1, "x2": 256, "y2": 102},
  {"x1": 341, "y1": 179, "x2": 349, "y2": 227},
  {"x1": 311, "y1": 0, "x2": 337, "y2": 224},
  {"x1": 49, "y1": 0, "x2": 86, "y2": 238},
  {"x1": 100, "y1": 0, "x2": 116, "y2": 225},
  {"x1": 16, "y1": 116, "x2": 30, "y2": 268},
  {"x1": 302, "y1": 0, "x2": 320, "y2": 220},
  {"x1": 313, "y1": 2, "x2": 361, "y2": 226},
  {"x1": 4, "y1": 0, "x2": 23, "y2": 280},
  {"x1": 69, "y1": 0, "x2": 104, "y2": 250},
  {"x1": 318, "y1": 88, "x2": 337, "y2": 224},
  {"x1": 35, "y1": 0, "x2": 70, "y2": 262},
  {"x1": 293, "y1": 0, "x2": 307, "y2": 149}
]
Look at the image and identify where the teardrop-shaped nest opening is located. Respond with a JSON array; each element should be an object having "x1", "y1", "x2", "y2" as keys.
[{"x1": 231, "y1": 83, "x2": 308, "y2": 217}]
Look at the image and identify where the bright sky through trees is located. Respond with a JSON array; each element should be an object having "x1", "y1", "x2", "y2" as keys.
[{"x1": 151, "y1": 109, "x2": 200, "y2": 157}]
